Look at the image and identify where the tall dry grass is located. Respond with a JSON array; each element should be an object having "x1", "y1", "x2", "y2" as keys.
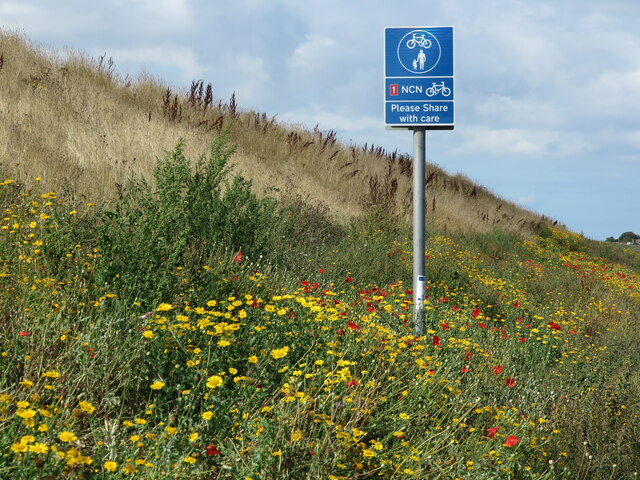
[{"x1": 0, "y1": 31, "x2": 554, "y2": 235}]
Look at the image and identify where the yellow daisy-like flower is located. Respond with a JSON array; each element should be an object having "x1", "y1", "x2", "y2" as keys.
[
  {"x1": 28, "y1": 442, "x2": 49, "y2": 454},
  {"x1": 103, "y1": 461, "x2": 118, "y2": 472},
  {"x1": 150, "y1": 381, "x2": 165, "y2": 390},
  {"x1": 206, "y1": 375, "x2": 224, "y2": 389},
  {"x1": 248, "y1": 355, "x2": 258, "y2": 364},
  {"x1": 201, "y1": 411, "x2": 214, "y2": 420},
  {"x1": 142, "y1": 330, "x2": 154, "y2": 339},
  {"x1": 156, "y1": 303, "x2": 174, "y2": 311},
  {"x1": 183, "y1": 456, "x2": 197, "y2": 464},
  {"x1": 79, "y1": 401, "x2": 96, "y2": 414},
  {"x1": 58, "y1": 431, "x2": 78, "y2": 443},
  {"x1": 270, "y1": 346, "x2": 289, "y2": 359}
]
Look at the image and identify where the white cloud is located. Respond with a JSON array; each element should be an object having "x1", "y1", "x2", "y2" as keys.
[
  {"x1": 217, "y1": 52, "x2": 271, "y2": 107},
  {"x1": 288, "y1": 34, "x2": 337, "y2": 71},
  {"x1": 452, "y1": 127, "x2": 558, "y2": 157},
  {"x1": 0, "y1": 2, "x2": 40, "y2": 15},
  {"x1": 105, "y1": 46, "x2": 205, "y2": 84},
  {"x1": 473, "y1": 94, "x2": 565, "y2": 129},
  {"x1": 280, "y1": 105, "x2": 379, "y2": 135},
  {"x1": 582, "y1": 69, "x2": 640, "y2": 115},
  {"x1": 113, "y1": 0, "x2": 192, "y2": 26}
]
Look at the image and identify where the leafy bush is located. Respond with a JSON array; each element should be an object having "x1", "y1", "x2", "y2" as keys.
[{"x1": 94, "y1": 132, "x2": 286, "y2": 306}]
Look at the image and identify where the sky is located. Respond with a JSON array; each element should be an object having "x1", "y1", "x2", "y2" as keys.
[{"x1": 1, "y1": 0, "x2": 639, "y2": 240}]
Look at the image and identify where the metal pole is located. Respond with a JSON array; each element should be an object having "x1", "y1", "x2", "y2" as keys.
[{"x1": 412, "y1": 127, "x2": 426, "y2": 336}]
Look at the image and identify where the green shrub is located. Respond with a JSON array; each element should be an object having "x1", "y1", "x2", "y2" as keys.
[{"x1": 94, "y1": 132, "x2": 287, "y2": 306}]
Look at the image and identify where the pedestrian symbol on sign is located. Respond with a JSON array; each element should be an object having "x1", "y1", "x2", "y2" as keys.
[{"x1": 397, "y1": 29, "x2": 441, "y2": 74}]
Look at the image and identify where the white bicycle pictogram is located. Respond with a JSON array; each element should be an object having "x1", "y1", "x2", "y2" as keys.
[
  {"x1": 425, "y1": 81, "x2": 451, "y2": 97},
  {"x1": 406, "y1": 33, "x2": 432, "y2": 49}
]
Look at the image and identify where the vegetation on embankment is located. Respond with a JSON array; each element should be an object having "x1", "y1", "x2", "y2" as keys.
[
  {"x1": 0, "y1": 31, "x2": 552, "y2": 236},
  {"x1": 0, "y1": 31, "x2": 639, "y2": 480}
]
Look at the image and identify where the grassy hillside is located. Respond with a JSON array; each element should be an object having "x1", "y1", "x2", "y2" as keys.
[
  {"x1": 0, "y1": 31, "x2": 552, "y2": 236},
  {"x1": 0, "y1": 31, "x2": 639, "y2": 480}
]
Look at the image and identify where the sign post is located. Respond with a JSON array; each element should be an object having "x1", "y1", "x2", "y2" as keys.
[{"x1": 384, "y1": 26, "x2": 454, "y2": 336}]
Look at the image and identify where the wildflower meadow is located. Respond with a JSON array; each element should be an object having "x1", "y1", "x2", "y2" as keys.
[{"x1": 0, "y1": 136, "x2": 638, "y2": 480}]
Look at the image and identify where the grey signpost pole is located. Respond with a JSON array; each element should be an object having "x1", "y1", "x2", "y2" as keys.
[
  {"x1": 384, "y1": 26, "x2": 453, "y2": 336},
  {"x1": 412, "y1": 126, "x2": 426, "y2": 336}
]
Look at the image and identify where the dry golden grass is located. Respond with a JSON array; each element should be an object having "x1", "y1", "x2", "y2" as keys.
[{"x1": 0, "y1": 31, "x2": 555, "y2": 235}]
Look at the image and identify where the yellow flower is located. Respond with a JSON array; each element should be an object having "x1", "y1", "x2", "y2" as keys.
[
  {"x1": 142, "y1": 330, "x2": 154, "y2": 339},
  {"x1": 103, "y1": 461, "x2": 118, "y2": 472},
  {"x1": 79, "y1": 401, "x2": 96, "y2": 414},
  {"x1": 188, "y1": 432, "x2": 199, "y2": 442},
  {"x1": 362, "y1": 449, "x2": 375, "y2": 458},
  {"x1": 150, "y1": 381, "x2": 165, "y2": 390},
  {"x1": 42, "y1": 370, "x2": 61, "y2": 378},
  {"x1": 16, "y1": 408, "x2": 36, "y2": 419},
  {"x1": 164, "y1": 426, "x2": 177, "y2": 435},
  {"x1": 58, "y1": 431, "x2": 78, "y2": 443},
  {"x1": 183, "y1": 456, "x2": 197, "y2": 464},
  {"x1": 156, "y1": 303, "x2": 174, "y2": 311},
  {"x1": 28, "y1": 442, "x2": 49, "y2": 454},
  {"x1": 270, "y1": 346, "x2": 290, "y2": 359},
  {"x1": 217, "y1": 339, "x2": 231, "y2": 347},
  {"x1": 206, "y1": 375, "x2": 224, "y2": 389},
  {"x1": 248, "y1": 355, "x2": 258, "y2": 364},
  {"x1": 291, "y1": 430, "x2": 303, "y2": 442},
  {"x1": 271, "y1": 450, "x2": 283, "y2": 456},
  {"x1": 11, "y1": 442, "x2": 28, "y2": 453},
  {"x1": 201, "y1": 411, "x2": 214, "y2": 420}
]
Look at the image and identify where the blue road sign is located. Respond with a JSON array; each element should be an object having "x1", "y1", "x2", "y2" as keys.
[{"x1": 385, "y1": 26, "x2": 454, "y2": 129}]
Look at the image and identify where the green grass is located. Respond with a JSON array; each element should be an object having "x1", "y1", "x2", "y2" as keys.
[{"x1": 0, "y1": 137, "x2": 638, "y2": 479}]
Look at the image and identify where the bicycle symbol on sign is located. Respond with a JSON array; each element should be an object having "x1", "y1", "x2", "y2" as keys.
[
  {"x1": 425, "y1": 81, "x2": 451, "y2": 97},
  {"x1": 406, "y1": 33, "x2": 432, "y2": 49}
]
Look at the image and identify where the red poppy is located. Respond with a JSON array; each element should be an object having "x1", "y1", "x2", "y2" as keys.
[
  {"x1": 492, "y1": 365, "x2": 503, "y2": 374},
  {"x1": 345, "y1": 277, "x2": 353, "y2": 282},
  {"x1": 548, "y1": 321, "x2": 561, "y2": 331},
  {"x1": 452, "y1": 305, "x2": 459, "y2": 311},
  {"x1": 504, "y1": 435, "x2": 519, "y2": 447},
  {"x1": 19, "y1": 331, "x2": 29, "y2": 337},
  {"x1": 432, "y1": 336, "x2": 441, "y2": 346},
  {"x1": 440, "y1": 322, "x2": 450, "y2": 331},
  {"x1": 233, "y1": 251, "x2": 243, "y2": 262},
  {"x1": 461, "y1": 365, "x2": 471, "y2": 373},
  {"x1": 317, "y1": 268, "x2": 325, "y2": 273},
  {"x1": 518, "y1": 337, "x2": 527, "y2": 342},
  {"x1": 205, "y1": 444, "x2": 221, "y2": 456},
  {"x1": 478, "y1": 322, "x2": 487, "y2": 329},
  {"x1": 347, "y1": 321, "x2": 359, "y2": 331},
  {"x1": 486, "y1": 426, "x2": 499, "y2": 438},
  {"x1": 505, "y1": 377, "x2": 516, "y2": 388},
  {"x1": 346, "y1": 380, "x2": 359, "y2": 388},
  {"x1": 471, "y1": 308, "x2": 481, "y2": 318}
]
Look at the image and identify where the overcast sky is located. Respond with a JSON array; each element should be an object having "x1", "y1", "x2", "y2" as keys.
[{"x1": 2, "y1": 0, "x2": 639, "y2": 240}]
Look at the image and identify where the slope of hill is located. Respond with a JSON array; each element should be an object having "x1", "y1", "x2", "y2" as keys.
[
  {"x1": 1, "y1": 31, "x2": 640, "y2": 480},
  {"x1": 0, "y1": 31, "x2": 552, "y2": 236}
]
